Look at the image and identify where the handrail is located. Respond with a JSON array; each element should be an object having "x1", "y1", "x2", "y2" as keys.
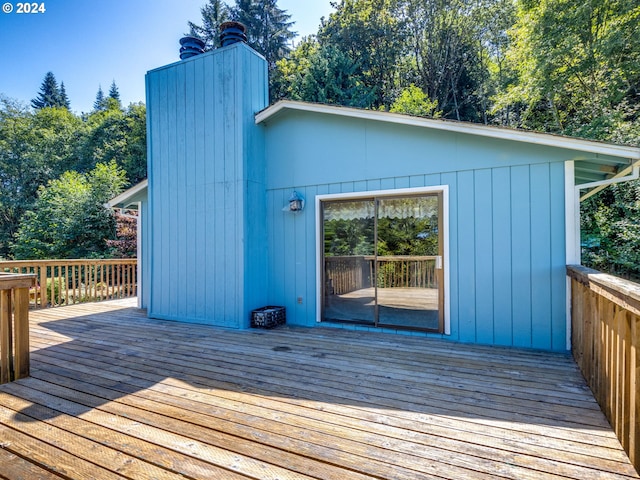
[
  {"x1": 567, "y1": 265, "x2": 640, "y2": 471},
  {"x1": 0, "y1": 273, "x2": 36, "y2": 384},
  {"x1": 325, "y1": 255, "x2": 438, "y2": 295},
  {"x1": 0, "y1": 259, "x2": 137, "y2": 308}
]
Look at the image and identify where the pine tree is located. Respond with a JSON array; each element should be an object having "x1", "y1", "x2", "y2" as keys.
[
  {"x1": 59, "y1": 82, "x2": 71, "y2": 110},
  {"x1": 31, "y1": 72, "x2": 65, "y2": 109},
  {"x1": 108, "y1": 80, "x2": 120, "y2": 102},
  {"x1": 187, "y1": 0, "x2": 230, "y2": 49},
  {"x1": 232, "y1": 0, "x2": 296, "y2": 70},
  {"x1": 93, "y1": 86, "x2": 106, "y2": 111}
]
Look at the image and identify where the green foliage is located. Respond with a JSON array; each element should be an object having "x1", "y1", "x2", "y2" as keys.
[
  {"x1": 581, "y1": 181, "x2": 640, "y2": 281},
  {"x1": 276, "y1": 0, "x2": 513, "y2": 121},
  {"x1": 80, "y1": 102, "x2": 147, "y2": 184},
  {"x1": 188, "y1": 0, "x2": 296, "y2": 71},
  {"x1": 59, "y1": 82, "x2": 71, "y2": 110},
  {"x1": 318, "y1": 0, "x2": 404, "y2": 109},
  {"x1": 494, "y1": 0, "x2": 640, "y2": 136},
  {"x1": 271, "y1": 36, "x2": 318, "y2": 101},
  {"x1": 13, "y1": 162, "x2": 127, "y2": 260},
  {"x1": 189, "y1": 0, "x2": 296, "y2": 99},
  {"x1": 93, "y1": 85, "x2": 107, "y2": 111},
  {"x1": 46, "y1": 276, "x2": 66, "y2": 305},
  {"x1": 108, "y1": 80, "x2": 121, "y2": 105},
  {"x1": 0, "y1": 87, "x2": 146, "y2": 258},
  {"x1": 31, "y1": 72, "x2": 69, "y2": 110},
  {"x1": 188, "y1": 0, "x2": 231, "y2": 49},
  {"x1": 293, "y1": 44, "x2": 375, "y2": 108},
  {"x1": 233, "y1": 0, "x2": 296, "y2": 71},
  {"x1": 390, "y1": 84, "x2": 441, "y2": 118},
  {"x1": 324, "y1": 218, "x2": 374, "y2": 256},
  {"x1": 324, "y1": 213, "x2": 439, "y2": 257},
  {"x1": 0, "y1": 98, "x2": 85, "y2": 256}
]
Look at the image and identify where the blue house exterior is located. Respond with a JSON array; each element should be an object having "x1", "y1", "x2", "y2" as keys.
[{"x1": 125, "y1": 39, "x2": 640, "y2": 352}]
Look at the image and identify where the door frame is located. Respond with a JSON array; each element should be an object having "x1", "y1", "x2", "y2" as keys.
[{"x1": 316, "y1": 185, "x2": 450, "y2": 335}]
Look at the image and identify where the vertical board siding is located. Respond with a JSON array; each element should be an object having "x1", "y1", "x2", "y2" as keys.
[
  {"x1": 491, "y1": 167, "x2": 513, "y2": 346},
  {"x1": 265, "y1": 162, "x2": 567, "y2": 350},
  {"x1": 530, "y1": 163, "x2": 552, "y2": 349},
  {"x1": 550, "y1": 161, "x2": 568, "y2": 350},
  {"x1": 457, "y1": 171, "x2": 477, "y2": 343},
  {"x1": 474, "y1": 169, "x2": 494, "y2": 345},
  {"x1": 510, "y1": 165, "x2": 533, "y2": 347},
  {"x1": 147, "y1": 45, "x2": 267, "y2": 327}
]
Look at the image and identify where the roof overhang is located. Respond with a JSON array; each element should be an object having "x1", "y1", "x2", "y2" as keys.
[
  {"x1": 106, "y1": 179, "x2": 148, "y2": 210},
  {"x1": 256, "y1": 101, "x2": 640, "y2": 195}
]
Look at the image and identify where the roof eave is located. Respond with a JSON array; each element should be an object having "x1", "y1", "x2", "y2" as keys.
[
  {"x1": 107, "y1": 179, "x2": 148, "y2": 210},
  {"x1": 255, "y1": 101, "x2": 640, "y2": 160}
]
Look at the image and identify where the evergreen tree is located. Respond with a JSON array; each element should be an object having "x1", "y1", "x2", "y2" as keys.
[
  {"x1": 187, "y1": 0, "x2": 230, "y2": 49},
  {"x1": 31, "y1": 72, "x2": 66, "y2": 109},
  {"x1": 93, "y1": 85, "x2": 106, "y2": 111},
  {"x1": 232, "y1": 0, "x2": 296, "y2": 71},
  {"x1": 59, "y1": 82, "x2": 70, "y2": 110},
  {"x1": 108, "y1": 80, "x2": 121, "y2": 103}
]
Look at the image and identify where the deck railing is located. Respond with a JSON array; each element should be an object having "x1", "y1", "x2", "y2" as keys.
[
  {"x1": 0, "y1": 259, "x2": 137, "y2": 308},
  {"x1": 568, "y1": 265, "x2": 640, "y2": 471},
  {"x1": 325, "y1": 255, "x2": 437, "y2": 295},
  {"x1": 0, "y1": 273, "x2": 36, "y2": 384}
]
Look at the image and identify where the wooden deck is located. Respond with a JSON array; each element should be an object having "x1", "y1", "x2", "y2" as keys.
[{"x1": 0, "y1": 300, "x2": 638, "y2": 480}]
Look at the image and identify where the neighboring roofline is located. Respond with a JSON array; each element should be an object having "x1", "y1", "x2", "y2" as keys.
[
  {"x1": 107, "y1": 179, "x2": 148, "y2": 209},
  {"x1": 255, "y1": 100, "x2": 640, "y2": 160}
]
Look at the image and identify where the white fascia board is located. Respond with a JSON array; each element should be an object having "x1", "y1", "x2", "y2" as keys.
[
  {"x1": 107, "y1": 179, "x2": 149, "y2": 209},
  {"x1": 256, "y1": 101, "x2": 640, "y2": 160}
]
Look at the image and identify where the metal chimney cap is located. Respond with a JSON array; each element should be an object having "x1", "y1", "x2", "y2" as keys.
[
  {"x1": 180, "y1": 36, "x2": 206, "y2": 48},
  {"x1": 220, "y1": 21, "x2": 246, "y2": 33},
  {"x1": 219, "y1": 21, "x2": 248, "y2": 47},
  {"x1": 179, "y1": 36, "x2": 206, "y2": 60}
]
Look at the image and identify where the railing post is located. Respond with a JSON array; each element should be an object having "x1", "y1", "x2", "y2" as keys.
[
  {"x1": 0, "y1": 289, "x2": 11, "y2": 384},
  {"x1": 13, "y1": 287, "x2": 30, "y2": 379},
  {"x1": 630, "y1": 311, "x2": 639, "y2": 466},
  {"x1": 0, "y1": 273, "x2": 35, "y2": 384}
]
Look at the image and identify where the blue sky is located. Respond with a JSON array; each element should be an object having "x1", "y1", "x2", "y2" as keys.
[{"x1": 0, "y1": 0, "x2": 334, "y2": 113}]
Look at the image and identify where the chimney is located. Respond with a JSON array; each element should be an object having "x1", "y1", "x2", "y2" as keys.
[
  {"x1": 219, "y1": 21, "x2": 247, "y2": 47},
  {"x1": 179, "y1": 36, "x2": 205, "y2": 60}
]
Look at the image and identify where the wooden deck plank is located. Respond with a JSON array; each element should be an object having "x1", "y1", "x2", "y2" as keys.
[
  {"x1": 0, "y1": 448, "x2": 64, "y2": 480},
  {"x1": 26, "y1": 357, "x2": 639, "y2": 480},
  {"x1": 0, "y1": 299, "x2": 637, "y2": 480},
  {"x1": 0, "y1": 390, "x2": 249, "y2": 480},
  {"x1": 28, "y1": 330, "x2": 620, "y2": 445},
  {"x1": 25, "y1": 336, "x2": 639, "y2": 479}
]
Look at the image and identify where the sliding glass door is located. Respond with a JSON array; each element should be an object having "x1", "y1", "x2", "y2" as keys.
[
  {"x1": 322, "y1": 199, "x2": 376, "y2": 324},
  {"x1": 322, "y1": 193, "x2": 444, "y2": 332}
]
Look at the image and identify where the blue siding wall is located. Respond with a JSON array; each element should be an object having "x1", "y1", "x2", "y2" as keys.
[
  {"x1": 146, "y1": 43, "x2": 268, "y2": 327},
  {"x1": 263, "y1": 111, "x2": 575, "y2": 350}
]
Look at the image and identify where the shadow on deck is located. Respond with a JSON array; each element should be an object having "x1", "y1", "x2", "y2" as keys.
[{"x1": 0, "y1": 299, "x2": 638, "y2": 480}]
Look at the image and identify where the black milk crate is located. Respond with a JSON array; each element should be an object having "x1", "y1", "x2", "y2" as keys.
[{"x1": 251, "y1": 306, "x2": 286, "y2": 329}]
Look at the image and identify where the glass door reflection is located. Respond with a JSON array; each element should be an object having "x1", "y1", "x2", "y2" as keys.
[
  {"x1": 322, "y1": 199, "x2": 376, "y2": 325},
  {"x1": 376, "y1": 196, "x2": 442, "y2": 330},
  {"x1": 322, "y1": 193, "x2": 444, "y2": 332}
]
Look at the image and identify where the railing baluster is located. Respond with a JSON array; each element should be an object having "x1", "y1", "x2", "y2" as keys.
[
  {"x1": 567, "y1": 265, "x2": 640, "y2": 472},
  {"x1": 0, "y1": 259, "x2": 137, "y2": 310}
]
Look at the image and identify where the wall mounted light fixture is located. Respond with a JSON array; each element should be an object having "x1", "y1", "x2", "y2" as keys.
[{"x1": 287, "y1": 191, "x2": 304, "y2": 212}]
